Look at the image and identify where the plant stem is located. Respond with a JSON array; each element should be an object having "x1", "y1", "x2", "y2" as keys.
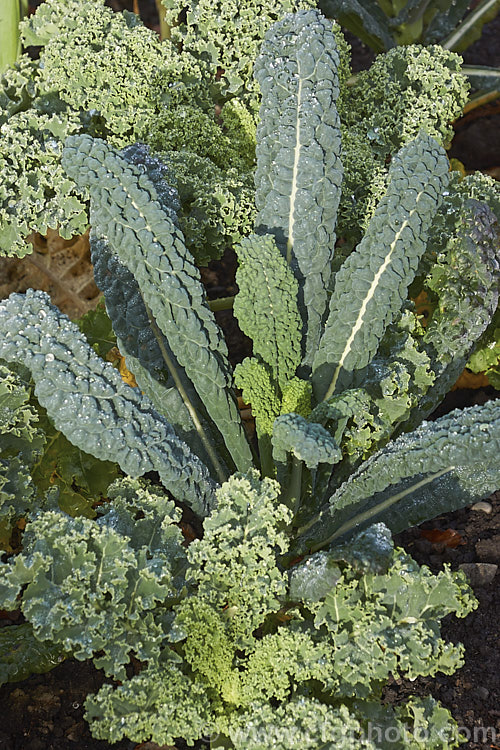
[
  {"x1": 258, "y1": 434, "x2": 274, "y2": 479},
  {"x1": 0, "y1": 0, "x2": 27, "y2": 73},
  {"x1": 208, "y1": 296, "x2": 235, "y2": 312},
  {"x1": 307, "y1": 465, "x2": 455, "y2": 553},
  {"x1": 155, "y1": 0, "x2": 172, "y2": 40},
  {"x1": 143, "y1": 300, "x2": 228, "y2": 484},
  {"x1": 461, "y1": 78, "x2": 500, "y2": 114},
  {"x1": 283, "y1": 455, "x2": 303, "y2": 514},
  {"x1": 210, "y1": 735, "x2": 234, "y2": 749}
]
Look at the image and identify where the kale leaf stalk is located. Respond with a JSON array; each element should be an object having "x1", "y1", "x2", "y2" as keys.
[{"x1": 143, "y1": 298, "x2": 228, "y2": 484}]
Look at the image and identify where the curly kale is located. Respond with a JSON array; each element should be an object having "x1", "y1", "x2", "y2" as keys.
[
  {"x1": 0, "y1": 0, "x2": 257, "y2": 262},
  {"x1": 0, "y1": 365, "x2": 44, "y2": 546},
  {"x1": 26, "y1": 3, "x2": 207, "y2": 144},
  {"x1": 0, "y1": 108, "x2": 86, "y2": 256},
  {"x1": 0, "y1": 357, "x2": 121, "y2": 542},
  {"x1": 468, "y1": 306, "x2": 500, "y2": 388},
  {"x1": 44, "y1": 474, "x2": 472, "y2": 748},
  {"x1": 1, "y1": 471, "x2": 469, "y2": 747},
  {"x1": 336, "y1": 44, "x2": 470, "y2": 246},
  {"x1": 161, "y1": 0, "x2": 317, "y2": 109},
  {"x1": 0, "y1": 1, "x2": 472, "y2": 261},
  {"x1": 159, "y1": 150, "x2": 256, "y2": 265},
  {"x1": 341, "y1": 44, "x2": 469, "y2": 155}
]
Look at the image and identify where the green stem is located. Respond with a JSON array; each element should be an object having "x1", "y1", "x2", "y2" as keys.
[
  {"x1": 154, "y1": 0, "x2": 172, "y2": 40},
  {"x1": 208, "y1": 296, "x2": 235, "y2": 312},
  {"x1": 442, "y1": 0, "x2": 499, "y2": 50},
  {"x1": 0, "y1": 0, "x2": 26, "y2": 73},
  {"x1": 258, "y1": 433, "x2": 275, "y2": 479},
  {"x1": 307, "y1": 465, "x2": 455, "y2": 554},
  {"x1": 211, "y1": 735, "x2": 234, "y2": 749},
  {"x1": 283, "y1": 455, "x2": 303, "y2": 514},
  {"x1": 462, "y1": 86, "x2": 500, "y2": 115},
  {"x1": 143, "y1": 300, "x2": 228, "y2": 484}
]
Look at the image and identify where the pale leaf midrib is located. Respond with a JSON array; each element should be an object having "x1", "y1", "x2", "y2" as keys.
[
  {"x1": 324, "y1": 198, "x2": 423, "y2": 400},
  {"x1": 287, "y1": 74, "x2": 302, "y2": 265}
]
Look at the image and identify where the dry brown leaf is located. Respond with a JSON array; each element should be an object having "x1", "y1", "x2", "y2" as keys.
[{"x1": 0, "y1": 229, "x2": 100, "y2": 320}]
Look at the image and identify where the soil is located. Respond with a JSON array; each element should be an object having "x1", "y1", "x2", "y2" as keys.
[{"x1": 0, "y1": 2, "x2": 499, "y2": 749}]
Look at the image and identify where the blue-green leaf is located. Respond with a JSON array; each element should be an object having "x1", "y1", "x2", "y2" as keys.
[
  {"x1": 313, "y1": 134, "x2": 449, "y2": 401},
  {"x1": 0, "y1": 290, "x2": 216, "y2": 516},
  {"x1": 297, "y1": 400, "x2": 500, "y2": 553},
  {"x1": 0, "y1": 623, "x2": 64, "y2": 686},
  {"x1": 272, "y1": 413, "x2": 341, "y2": 469},
  {"x1": 62, "y1": 134, "x2": 253, "y2": 475},
  {"x1": 254, "y1": 9, "x2": 343, "y2": 366}
]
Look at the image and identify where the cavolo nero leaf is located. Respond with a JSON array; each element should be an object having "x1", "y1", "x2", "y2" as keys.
[
  {"x1": 234, "y1": 357, "x2": 281, "y2": 439},
  {"x1": 312, "y1": 133, "x2": 449, "y2": 402},
  {"x1": 317, "y1": 0, "x2": 394, "y2": 52},
  {"x1": 272, "y1": 413, "x2": 341, "y2": 470},
  {"x1": 294, "y1": 400, "x2": 500, "y2": 555},
  {"x1": 62, "y1": 134, "x2": 253, "y2": 476},
  {"x1": 0, "y1": 290, "x2": 216, "y2": 516},
  {"x1": 400, "y1": 193, "x2": 500, "y2": 429},
  {"x1": 90, "y1": 234, "x2": 223, "y2": 475},
  {"x1": 254, "y1": 9, "x2": 343, "y2": 367}
]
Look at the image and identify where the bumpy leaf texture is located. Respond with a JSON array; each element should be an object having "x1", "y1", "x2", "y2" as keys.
[
  {"x1": 312, "y1": 133, "x2": 449, "y2": 400},
  {"x1": 62, "y1": 134, "x2": 253, "y2": 476},
  {"x1": 254, "y1": 9, "x2": 343, "y2": 367},
  {"x1": 234, "y1": 232, "x2": 302, "y2": 388},
  {"x1": 272, "y1": 412, "x2": 341, "y2": 469},
  {"x1": 404, "y1": 193, "x2": 500, "y2": 427},
  {"x1": 0, "y1": 290, "x2": 216, "y2": 516},
  {"x1": 294, "y1": 399, "x2": 500, "y2": 555}
]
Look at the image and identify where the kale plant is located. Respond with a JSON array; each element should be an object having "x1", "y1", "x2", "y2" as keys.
[{"x1": 1, "y1": 9, "x2": 500, "y2": 749}]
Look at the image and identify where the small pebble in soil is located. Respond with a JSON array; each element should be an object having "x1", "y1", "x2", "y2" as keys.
[
  {"x1": 475, "y1": 686, "x2": 490, "y2": 701},
  {"x1": 475, "y1": 535, "x2": 500, "y2": 564},
  {"x1": 458, "y1": 562, "x2": 498, "y2": 587},
  {"x1": 471, "y1": 501, "x2": 493, "y2": 514}
]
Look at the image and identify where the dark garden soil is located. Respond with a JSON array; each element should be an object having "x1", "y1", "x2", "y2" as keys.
[{"x1": 0, "y1": 2, "x2": 499, "y2": 749}]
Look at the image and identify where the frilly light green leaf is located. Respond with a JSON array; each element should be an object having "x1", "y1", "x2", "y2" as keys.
[{"x1": 0, "y1": 477, "x2": 186, "y2": 680}]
